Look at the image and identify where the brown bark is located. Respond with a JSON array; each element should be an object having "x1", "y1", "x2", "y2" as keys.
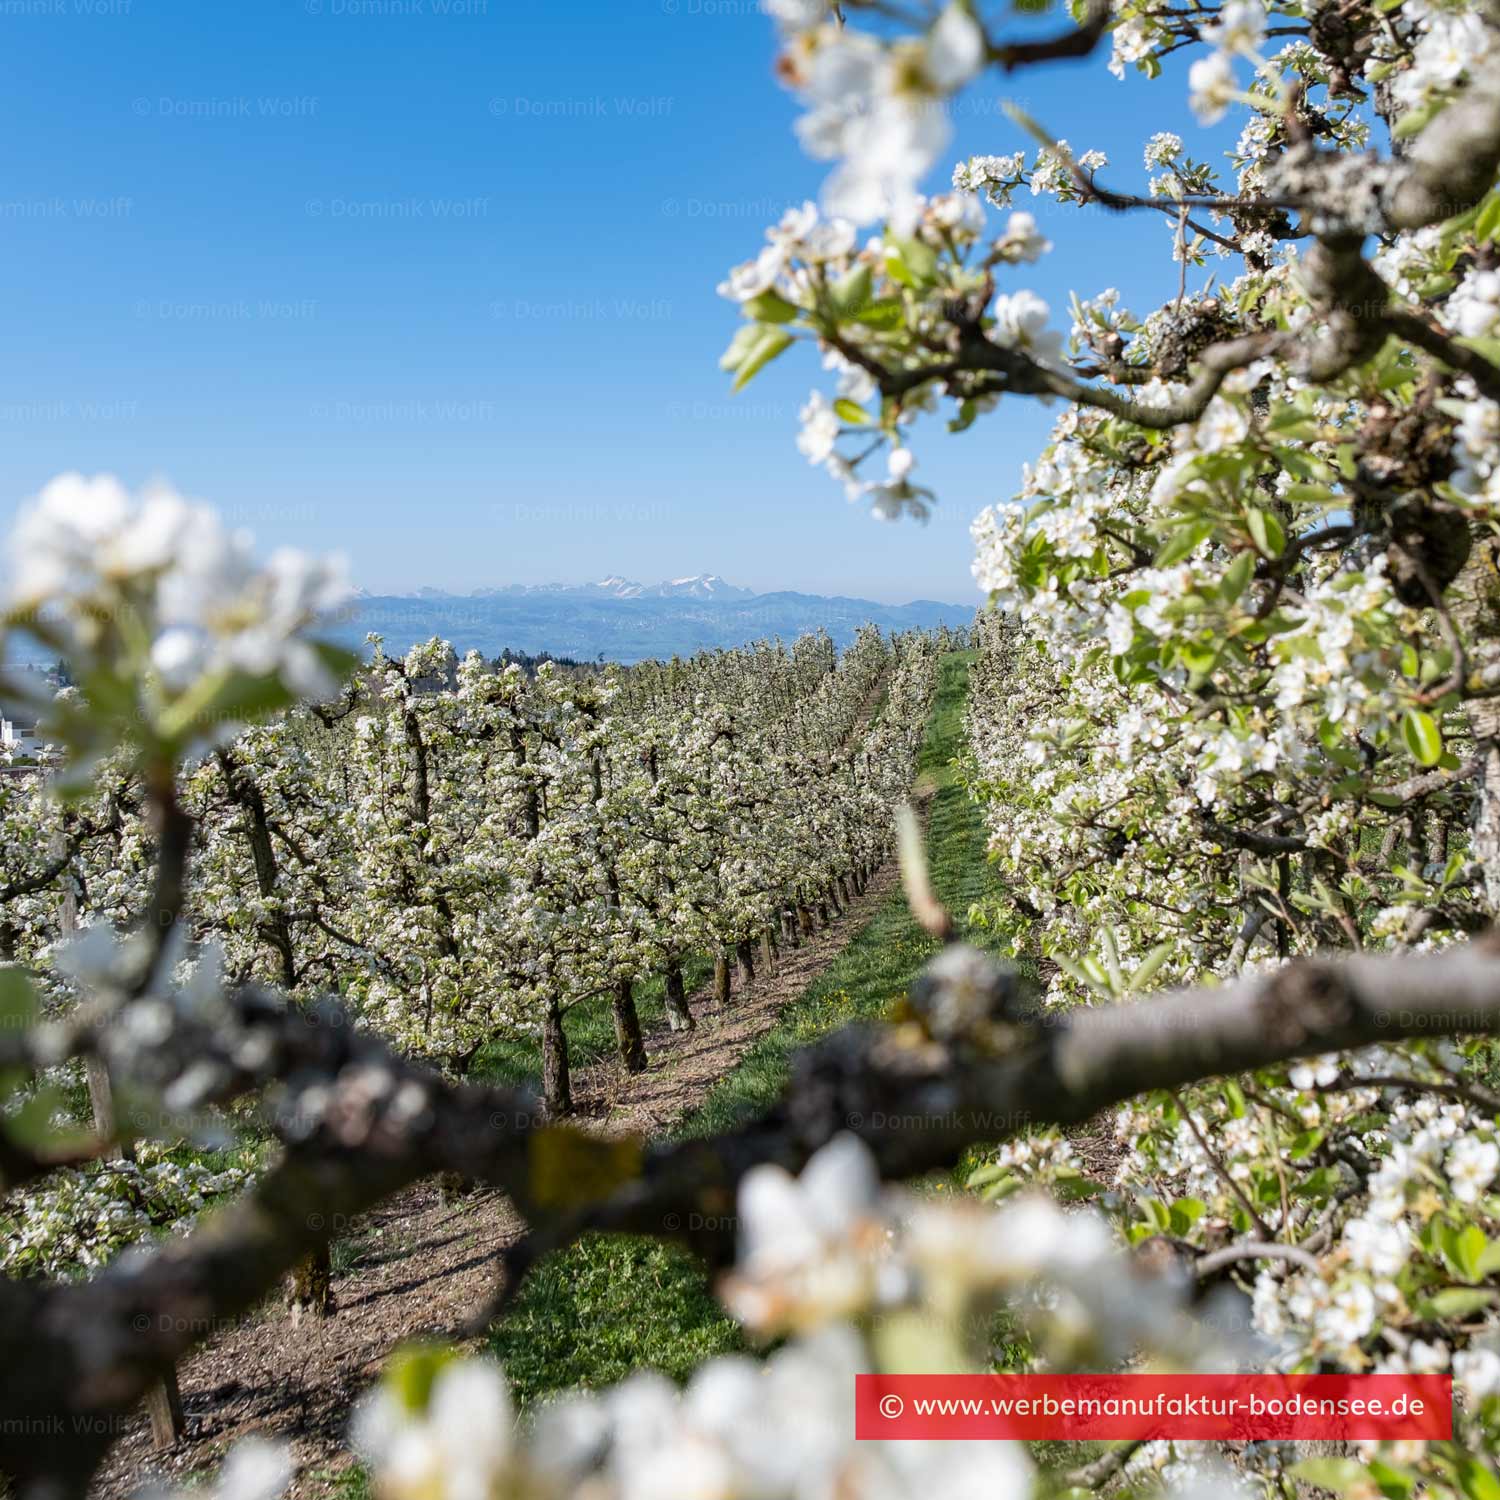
[
  {"x1": 542, "y1": 999, "x2": 572, "y2": 1116},
  {"x1": 612, "y1": 979, "x2": 648, "y2": 1073},
  {"x1": 216, "y1": 749, "x2": 297, "y2": 990},
  {"x1": 287, "y1": 1243, "x2": 335, "y2": 1323},
  {"x1": 735, "y1": 939, "x2": 756, "y2": 989},
  {"x1": 714, "y1": 952, "x2": 731, "y2": 1007},
  {"x1": 663, "y1": 961, "x2": 694, "y2": 1032},
  {"x1": 144, "y1": 1371, "x2": 185, "y2": 1451}
]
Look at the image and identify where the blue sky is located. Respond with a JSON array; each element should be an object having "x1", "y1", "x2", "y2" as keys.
[{"x1": 0, "y1": 0, "x2": 1214, "y2": 604}]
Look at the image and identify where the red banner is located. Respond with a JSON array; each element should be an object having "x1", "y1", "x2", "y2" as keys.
[{"x1": 854, "y1": 1374, "x2": 1452, "y2": 1441}]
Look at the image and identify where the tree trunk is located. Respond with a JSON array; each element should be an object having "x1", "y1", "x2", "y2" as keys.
[
  {"x1": 760, "y1": 929, "x2": 776, "y2": 975},
  {"x1": 438, "y1": 1171, "x2": 477, "y2": 1205},
  {"x1": 838, "y1": 875, "x2": 852, "y2": 907},
  {"x1": 817, "y1": 898, "x2": 832, "y2": 929},
  {"x1": 145, "y1": 1370, "x2": 186, "y2": 1451},
  {"x1": 664, "y1": 961, "x2": 694, "y2": 1032},
  {"x1": 216, "y1": 749, "x2": 297, "y2": 989},
  {"x1": 542, "y1": 999, "x2": 572, "y2": 1117},
  {"x1": 735, "y1": 939, "x2": 755, "y2": 989},
  {"x1": 714, "y1": 952, "x2": 731, "y2": 1007},
  {"x1": 288, "y1": 1244, "x2": 335, "y2": 1323},
  {"x1": 612, "y1": 979, "x2": 648, "y2": 1073},
  {"x1": 797, "y1": 903, "x2": 814, "y2": 937},
  {"x1": 782, "y1": 909, "x2": 800, "y2": 949}
]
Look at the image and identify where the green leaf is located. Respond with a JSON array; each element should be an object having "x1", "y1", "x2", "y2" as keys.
[
  {"x1": 1154, "y1": 519, "x2": 1213, "y2": 567},
  {"x1": 1245, "y1": 507, "x2": 1285, "y2": 559},
  {"x1": 1169, "y1": 1197, "x2": 1206, "y2": 1235},
  {"x1": 731, "y1": 326, "x2": 794, "y2": 391},
  {"x1": 853, "y1": 298, "x2": 906, "y2": 330},
  {"x1": 1417, "y1": 1287, "x2": 1496, "y2": 1319},
  {"x1": 1458, "y1": 334, "x2": 1500, "y2": 370},
  {"x1": 1367, "y1": 1459, "x2": 1418, "y2": 1499},
  {"x1": 834, "y1": 398, "x2": 870, "y2": 426},
  {"x1": 387, "y1": 1342, "x2": 461, "y2": 1415},
  {"x1": 4, "y1": 1085, "x2": 72, "y2": 1150},
  {"x1": 1455, "y1": 1455, "x2": 1500, "y2": 1500},
  {"x1": 0, "y1": 968, "x2": 38, "y2": 1034},
  {"x1": 742, "y1": 290, "x2": 800, "y2": 325},
  {"x1": 1401, "y1": 708, "x2": 1443, "y2": 767},
  {"x1": 965, "y1": 1160, "x2": 1010, "y2": 1190},
  {"x1": 1449, "y1": 1222, "x2": 1490, "y2": 1283},
  {"x1": 1126, "y1": 941, "x2": 1174, "y2": 994},
  {"x1": 887, "y1": 235, "x2": 939, "y2": 290},
  {"x1": 718, "y1": 322, "x2": 764, "y2": 373},
  {"x1": 160, "y1": 670, "x2": 296, "y2": 745},
  {"x1": 1099, "y1": 926, "x2": 1123, "y2": 993},
  {"x1": 1476, "y1": 191, "x2": 1500, "y2": 245},
  {"x1": 1394, "y1": 98, "x2": 1448, "y2": 140},
  {"x1": 827, "y1": 262, "x2": 873, "y2": 319},
  {"x1": 1141, "y1": 1196, "x2": 1171, "y2": 1232},
  {"x1": 1219, "y1": 551, "x2": 1255, "y2": 606}
]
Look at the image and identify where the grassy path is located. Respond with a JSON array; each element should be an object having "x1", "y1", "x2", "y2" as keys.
[{"x1": 489, "y1": 650, "x2": 1001, "y2": 1406}]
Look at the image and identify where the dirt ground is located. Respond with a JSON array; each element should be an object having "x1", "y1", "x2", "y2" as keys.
[{"x1": 92, "y1": 859, "x2": 902, "y2": 1499}]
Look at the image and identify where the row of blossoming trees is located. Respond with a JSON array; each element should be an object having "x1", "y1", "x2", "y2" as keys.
[
  {"x1": 184, "y1": 622, "x2": 934, "y2": 1109},
  {"x1": 1, "y1": 582, "x2": 939, "y2": 1255}
]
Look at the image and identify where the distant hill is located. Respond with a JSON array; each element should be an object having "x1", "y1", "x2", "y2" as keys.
[{"x1": 331, "y1": 576, "x2": 975, "y2": 662}]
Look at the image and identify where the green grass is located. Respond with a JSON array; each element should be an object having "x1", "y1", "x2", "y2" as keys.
[
  {"x1": 470, "y1": 953, "x2": 716, "y2": 1091},
  {"x1": 489, "y1": 651, "x2": 1010, "y2": 1409}
]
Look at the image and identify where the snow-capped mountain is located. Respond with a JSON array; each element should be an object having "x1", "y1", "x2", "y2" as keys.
[
  {"x1": 455, "y1": 575, "x2": 753, "y2": 602},
  {"x1": 332, "y1": 575, "x2": 974, "y2": 664},
  {"x1": 640, "y1": 574, "x2": 753, "y2": 600}
]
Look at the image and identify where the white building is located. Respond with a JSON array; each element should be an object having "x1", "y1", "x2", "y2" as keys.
[{"x1": 0, "y1": 717, "x2": 38, "y2": 758}]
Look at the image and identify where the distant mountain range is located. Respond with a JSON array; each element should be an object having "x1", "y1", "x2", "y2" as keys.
[
  {"x1": 456, "y1": 573, "x2": 754, "y2": 604},
  {"x1": 332, "y1": 575, "x2": 975, "y2": 662}
]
